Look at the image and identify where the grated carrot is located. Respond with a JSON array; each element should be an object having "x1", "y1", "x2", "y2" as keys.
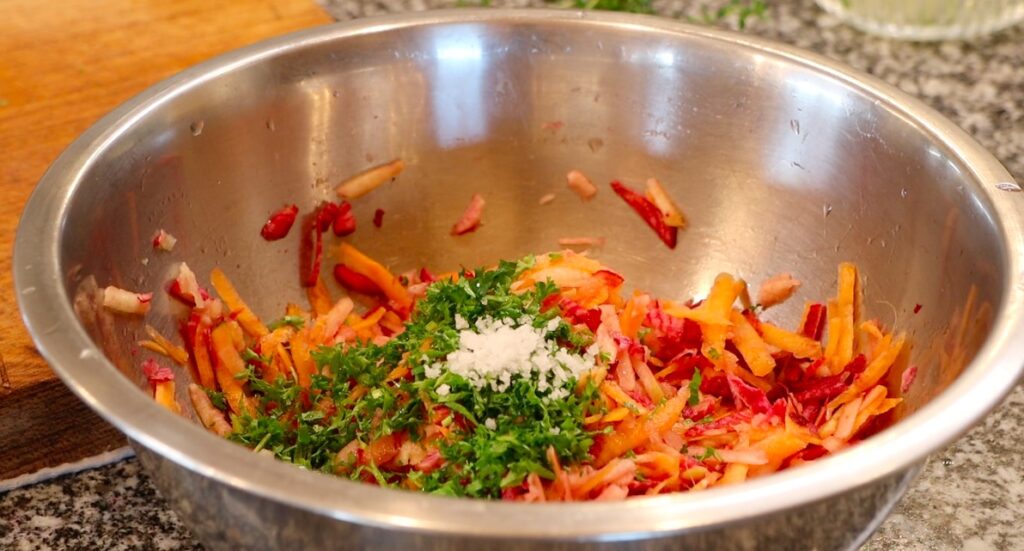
[
  {"x1": 210, "y1": 268, "x2": 268, "y2": 338},
  {"x1": 144, "y1": 324, "x2": 189, "y2": 365}
]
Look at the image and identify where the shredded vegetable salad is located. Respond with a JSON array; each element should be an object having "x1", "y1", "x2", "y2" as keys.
[
  {"x1": 107, "y1": 159, "x2": 911, "y2": 500},
  {"x1": 133, "y1": 246, "x2": 906, "y2": 501}
]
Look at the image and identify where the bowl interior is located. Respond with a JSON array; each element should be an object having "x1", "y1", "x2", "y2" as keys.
[{"x1": 60, "y1": 15, "x2": 1002, "y2": 476}]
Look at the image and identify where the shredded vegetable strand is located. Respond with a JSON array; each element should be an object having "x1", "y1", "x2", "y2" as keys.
[{"x1": 149, "y1": 249, "x2": 908, "y2": 501}]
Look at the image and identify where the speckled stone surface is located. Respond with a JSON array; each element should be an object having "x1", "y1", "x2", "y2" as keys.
[
  {"x1": 0, "y1": 460, "x2": 201, "y2": 551},
  {"x1": 2, "y1": 1, "x2": 1021, "y2": 549}
]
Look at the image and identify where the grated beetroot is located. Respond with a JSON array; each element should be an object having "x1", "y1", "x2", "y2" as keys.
[
  {"x1": 333, "y1": 263, "x2": 382, "y2": 295},
  {"x1": 260, "y1": 204, "x2": 299, "y2": 241},
  {"x1": 685, "y1": 410, "x2": 754, "y2": 438},
  {"x1": 800, "y1": 303, "x2": 827, "y2": 340},
  {"x1": 299, "y1": 211, "x2": 323, "y2": 288},
  {"x1": 609, "y1": 181, "x2": 677, "y2": 248},
  {"x1": 333, "y1": 202, "x2": 357, "y2": 236},
  {"x1": 645, "y1": 303, "x2": 703, "y2": 359},
  {"x1": 700, "y1": 373, "x2": 732, "y2": 398},
  {"x1": 727, "y1": 375, "x2": 772, "y2": 414},
  {"x1": 413, "y1": 450, "x2": 444, "y2": 474},
  {"x1": 793, "y1": 375, "x2": 848, "y2": 404},
  {"x1": 901, "y1": 366, "x2": 918, "y2": 393},
  {"x1": 559, "y1": 299, "x2": 602, "y2": 332},
  {"x1": 142, "y1": 358, "x2": 174, "y2": 384},
  {"x1": 842, "y1": 354, "x2": 868, "y2": 377},
  {"x1": 316, "y1": 202, "x2": 341, "y2": 233}
]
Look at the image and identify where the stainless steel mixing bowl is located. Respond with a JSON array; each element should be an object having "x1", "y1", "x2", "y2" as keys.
[{"x1": 14, "y1": 9, "x2": 1024, "y2": 550}]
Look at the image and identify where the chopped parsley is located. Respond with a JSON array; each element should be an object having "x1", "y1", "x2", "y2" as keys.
[
  {"x1": 204, "y1": 389, "x2": 227, "y2": 410},
  {"x1": 241, "y1": 347, "x2": 272, "y2": 366},
  {"x1": 698, "y1": 446, "x2": 720, "y2": 462},
  {"x1": 688, "y1": 369, "x2": 703, "y2": 406},
  {"x1": 229, "y1": 259, "x2": 602, "y2": 498},
  {"x1": 267, "y1": 315, "x2": 305, "y2": 331}
]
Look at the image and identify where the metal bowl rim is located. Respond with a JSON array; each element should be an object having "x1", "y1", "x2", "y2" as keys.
[{"x1": 14, "y1": 8, "x2": 1024, "y2": 540}]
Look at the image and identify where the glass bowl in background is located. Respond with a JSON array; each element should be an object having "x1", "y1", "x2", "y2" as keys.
[{"x1": 815, "y1": 0, "x2": 1024, "y2": 40}]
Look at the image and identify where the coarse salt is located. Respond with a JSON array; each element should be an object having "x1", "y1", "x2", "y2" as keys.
[{"x1": 429, "y1": 315, "x2": 596, "y2": 400}]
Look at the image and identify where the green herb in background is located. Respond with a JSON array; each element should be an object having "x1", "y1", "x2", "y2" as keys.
[
  {"x1": 458, "y1": 0, "x2": 770, "y2": 28},
  {"x1": 565, "y1": 0, "x2": 654, "y2": 15},
  {"x1": 697, "y1": 0, "x2": 768, "y2": 29}
]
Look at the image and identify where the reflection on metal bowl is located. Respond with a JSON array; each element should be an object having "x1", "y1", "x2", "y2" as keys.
[{"x1": 14, "y1": 9, "x2": 1024, "y2": 550}]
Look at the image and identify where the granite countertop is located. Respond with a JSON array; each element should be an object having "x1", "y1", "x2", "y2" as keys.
[{"x1": 1, "y1": 0, "x2": 1022, "y2": 549}]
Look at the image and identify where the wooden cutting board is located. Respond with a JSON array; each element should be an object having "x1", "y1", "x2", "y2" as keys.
[{"x1": 0, "y1": 0, "x2": 331, "y2": 481}]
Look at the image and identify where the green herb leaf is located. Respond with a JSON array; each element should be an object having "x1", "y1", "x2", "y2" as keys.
[
  {"x1": 698, "y1": 446, "x2": 720, "y2": 461},
  {"x1": 241, "y1": 347, "x2": 273, "y2": 366},
  {"x1": 267, "y1": 315, "x2": 305, "y2": 331},
  {"x1": 228, "y1": 257, "x2": 602, "y2": 498},
  {"x1": 688, "y1": 369, "x2": 703, "y2": 406},
  {"x1": 204, "y1": 389, "x2": 227, "y2": 410}
]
